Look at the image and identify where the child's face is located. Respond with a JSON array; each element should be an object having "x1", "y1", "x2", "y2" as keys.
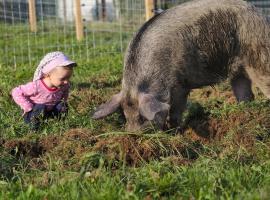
[{"x1": 48, "y1": 66, "x2": 73, "y2": 88}]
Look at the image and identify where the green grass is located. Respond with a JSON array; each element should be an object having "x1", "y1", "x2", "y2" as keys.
[
  {"x1": 2, "y1": 158, "x2": 270, "y2": 199},
  {"x1": 2, "y1": 22, "x2": 270, "y2": 199}
]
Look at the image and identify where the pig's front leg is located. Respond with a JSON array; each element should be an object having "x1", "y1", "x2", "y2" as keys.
[
  {"x1": 230, "y1": 72, "x2": 254, "y2": 102},
  {"x1": 168, "y1": 86, "x2": 190, "y2": 132}
]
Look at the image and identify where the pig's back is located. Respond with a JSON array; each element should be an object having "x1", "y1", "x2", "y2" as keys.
[{"x1": 123, "y1": 0, "x2": 263, "y2": 89}]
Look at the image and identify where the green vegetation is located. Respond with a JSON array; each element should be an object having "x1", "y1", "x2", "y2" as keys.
[{"x1": 2, "y1": 22, "x2": 270, "y2": 199}]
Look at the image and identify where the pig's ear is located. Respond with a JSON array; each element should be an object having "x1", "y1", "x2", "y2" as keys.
[
  {"x1": 138, "y1": 93, "x2": 170, "y2": 121},
  {"x1": 92, "y1": 92, "x2": 122, "y2": 119}
]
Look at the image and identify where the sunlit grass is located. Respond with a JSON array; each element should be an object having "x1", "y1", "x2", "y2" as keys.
[{"x1": 2, "y1": 20, "x2": 270, "y2": 199}]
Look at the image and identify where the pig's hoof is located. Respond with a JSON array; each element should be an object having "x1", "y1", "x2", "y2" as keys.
[{"x1": 175, "y1": 126, "x2": 185, "y2": 134}]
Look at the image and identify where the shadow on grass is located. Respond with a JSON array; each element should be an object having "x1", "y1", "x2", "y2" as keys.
[{"x1": 183, "y1": 102, "x2": 212, "y2": 139}]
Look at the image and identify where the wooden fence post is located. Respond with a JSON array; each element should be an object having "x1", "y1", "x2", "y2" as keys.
[
  {"x1": 74, "y1": 0, "x2": 84, "y2": 41},
  {"x1": 63, "y1": 0, "x2": 67, "y2": 25},
  {"x1": 28, "y1": 0, "x2": 37, "y2": 32},
  {"x1": 101, "y1": 0, "x2": 106, "y2": 21},
  {"x1": 145, "y1": 0, "x2": 154, "y2": 21},
  {"x1": 95, "y1": 0, "x2": 99, "y2": 20}
]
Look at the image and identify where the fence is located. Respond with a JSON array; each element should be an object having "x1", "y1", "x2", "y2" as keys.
[{"x1": 0, "y1": 0, "x2": 270, "y2": 68}]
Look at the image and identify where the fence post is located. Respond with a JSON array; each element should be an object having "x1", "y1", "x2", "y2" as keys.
[
  {"x1": 63, "y1": 0, "x2": 67, "y2": 25},
  {"x1": 145, "y1": 0, "x2": 154, "y2": 21},
  {"x1": 28, "y1": 0, "x2": 37, "y2": 32},
  {"x1": 96, "y1": 0, "x2": 99, "y2": 20},
  {"x1": 101, "y1": 0, "x2": 106, "y2": 21},
  {"x1": 74, "y1": 0, "x2": 84, "y2": 41}
]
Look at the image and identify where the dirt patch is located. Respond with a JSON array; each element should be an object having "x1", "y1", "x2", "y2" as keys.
[
  {"x1": 2, "y1": 129, "x2": 199, "y2": 169},
  {"x1": 3, "y1": 103, "x2": 270, "y2": 169},
  {"x1": 2, "y1": 129, "x2": 97, "y2": 168},
  {"x1": 183, "y1": 102, "x2": 270, "y2": 163},
  {"x1": 93, "y1": 134, "x2": 198, "y2": 166},
  {"x1": 0, "y1": 138, "x2": 5, "y2": 146},
  {"x1": 184, "y1": 116, "x2": 230, "y2": 143},
  {"x1": 46, "y1": 129, "x2": 97, "y2": 168},
  {"x1": 4, "y1": 139, "x2": 45, "y2": 158}
]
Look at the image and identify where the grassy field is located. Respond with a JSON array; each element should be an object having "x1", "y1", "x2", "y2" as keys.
[{"x1": 2, "y1": 23, "x2": 270, "y2": 199}]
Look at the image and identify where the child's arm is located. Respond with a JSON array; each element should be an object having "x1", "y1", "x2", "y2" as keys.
[
  {"x1": 11, "y1": 82, "x2": 37, "y2": 113},
  {"x1": 62, "y1": 83, "x2": 70, "y2": 102}
]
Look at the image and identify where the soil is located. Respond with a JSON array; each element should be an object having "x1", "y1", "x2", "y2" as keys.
[{"x1": 2, "y1": 85, "x2": 270, "y2": 169}]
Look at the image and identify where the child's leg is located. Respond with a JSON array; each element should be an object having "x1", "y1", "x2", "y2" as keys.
[
  {"x1": 24, "y1": 104, "x2": 46, "y2": 130},
  {"x1": 46, "y1": 102, "x2": 68, "y2": 119}
]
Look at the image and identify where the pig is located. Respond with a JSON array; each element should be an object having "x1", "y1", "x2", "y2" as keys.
[{"x1": 92, "y1": 0, "x2": 270, "y2": 132}]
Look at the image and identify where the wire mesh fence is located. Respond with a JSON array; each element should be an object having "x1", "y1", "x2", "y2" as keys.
[{"x1": 0, "y1": 0, "x2": 270, "y2": 68}]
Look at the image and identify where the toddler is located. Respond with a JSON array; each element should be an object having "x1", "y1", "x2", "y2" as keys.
[{"x1": 11, "y1": 51, "x2": 77, "y2": 130}]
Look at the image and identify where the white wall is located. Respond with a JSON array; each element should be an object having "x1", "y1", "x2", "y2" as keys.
[{"x1": 57, "y1": 0, "x2": 118, "y2": 22}]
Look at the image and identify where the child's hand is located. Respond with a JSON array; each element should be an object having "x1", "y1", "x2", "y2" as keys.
[
  {"x1": 55, "y1": 102, "x2": 68, "y2": 115},
  {"x1": 22, "y1": 109, "x2": 32, "y2": 117},
  {"x1": 61, "y1": 105, "x2": 67, "y2": 112}
]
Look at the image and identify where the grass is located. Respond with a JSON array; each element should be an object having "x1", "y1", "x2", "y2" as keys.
[{"x1": 2, "y1": 22, "x2": 270, "y2": 199}]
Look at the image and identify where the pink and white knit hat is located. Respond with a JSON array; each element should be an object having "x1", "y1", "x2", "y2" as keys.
[{"x1": 33, "y1": 51, "x2": 76, "y2": 81}]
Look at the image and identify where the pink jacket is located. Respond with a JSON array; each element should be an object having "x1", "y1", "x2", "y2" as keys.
[{"x1": 11, "y1": 79, "x2": 69, "y2": 112}]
